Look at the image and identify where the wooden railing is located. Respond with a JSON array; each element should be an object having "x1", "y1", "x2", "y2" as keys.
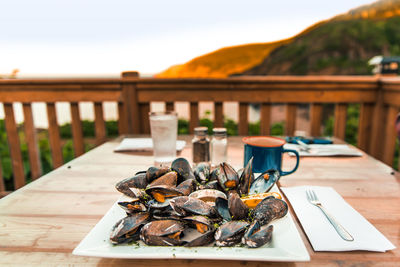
[{"x1": 0, "y1": 72, "x2": 399, "y2": 196}]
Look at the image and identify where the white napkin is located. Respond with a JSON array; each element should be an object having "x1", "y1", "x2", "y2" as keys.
[
  {"x1": 281, "y1": 186, "x2": 396, "y2": 252},
  {"x1": 114, "y1": 138, "x2": 186, "y2": 152},
  {"x1": 284, "y1": 144, "x2": 363, "y2": 157}
]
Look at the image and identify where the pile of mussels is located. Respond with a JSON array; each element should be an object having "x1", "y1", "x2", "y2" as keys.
[{"x1": 111, "y1": 157, "x2": 288, "y2": 248}]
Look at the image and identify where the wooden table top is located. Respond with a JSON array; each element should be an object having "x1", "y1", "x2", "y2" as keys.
[{"x1": 0, "y1": 136, "x2": 399, "y2": 266}]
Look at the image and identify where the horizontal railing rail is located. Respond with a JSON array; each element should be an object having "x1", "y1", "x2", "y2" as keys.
[{"x1": 0, "y1": 72, "x2": 399, "y2": 196}]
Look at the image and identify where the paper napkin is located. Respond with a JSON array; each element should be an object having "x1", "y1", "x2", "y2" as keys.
[
  {"x1": 284, "y1": 144, "x2": 363, "y2": 157},
  {"x1": 281, "y1": 186, "x2": 396, "y2": 252},
  {"x1": 114, "y1": 138, "x2": 186, "y2": 152}
]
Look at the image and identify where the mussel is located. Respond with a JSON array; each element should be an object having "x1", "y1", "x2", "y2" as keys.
[
  {"x1": 252, "y1": 196, "x2": 288, "y2": 226},
  {"x1": 145, "y1": 184, "x2": 183, "y2": 203},
  {"x1": 110, "y1": 212, "x2": 149, "y2": 244},
  {"x1": 217, "y1": 162, "x2": 239, "y2": 190},
  {"x1": 140, "y1": 219, "x2": 186, "y2": 246},
  {"x1": 214, "y1": 221, "x2": 249, "y2": 247},
  {"x1": 146, "y1": 166, "x2": 170, "y2": 183},
  {"x1": 183, "y1": 215, "x2": 213, "y2": 234},
  {"x1": 169, "y1": 196, "x2": 218, "y2": 218},
  {"x1": 115, "y1": 172, "x2": 148, "y2": 198},
  {"x1": 242, "y1": 222, "x2": 273, "y2": 248},
  {"x1": 228, "y1": 191, "x2": 249, "y2": 220},
  {"x1": 171, "y1": 158, "x2": 195, "y2": 182},
  {"x1": 215, "y1": 197, "x2": 231, "y2": 222},
  {"x1": 118, "y1": 198, "x2": 147, "y2": 214},
  {"x1": 249, "y1": 169, "x2": 280, "y2": 195},
  {"x1": 194, "y1": 162, "x2": 211, "y2": 183},
  {"x1": 238, "y1": 157, "x2": 254, "y2": 195},
  {"x1": 176, "y1": 179, "x2": 197, "y2": 196},
  {"x1": 149, "y1": 171, "x2": 178, "y2": 187}
]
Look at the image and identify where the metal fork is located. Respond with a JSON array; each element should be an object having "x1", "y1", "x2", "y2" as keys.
[{"x1": 306, "y1": 189, "x2": 354, "y2": 241}]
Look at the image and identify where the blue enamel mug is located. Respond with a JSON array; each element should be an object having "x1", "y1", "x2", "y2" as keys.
[{"x1": 243, "y1": 136, "x2": 300, "y2": 175}]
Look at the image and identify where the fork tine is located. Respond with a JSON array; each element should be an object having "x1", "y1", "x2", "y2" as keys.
[
  {"x1": 306, "y1": 189, "x2": 312, "y2": 202},
  {"x1": 311, "y1": 190, "x2": 318, "y2": 201}
]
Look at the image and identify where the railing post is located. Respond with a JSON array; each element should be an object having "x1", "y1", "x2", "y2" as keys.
[
  {"x1": 370, "y1": 82, "x2": 385, "y2": 159},
  {"x1": 334, "y1": 103, "x2": 347, "y2": 140},
  {"x1": 121, "y1": 71, "x2": 140, "y2": 134},
  {"x1": 382, "y1": 105, "x2": 399, "y2": 166}
]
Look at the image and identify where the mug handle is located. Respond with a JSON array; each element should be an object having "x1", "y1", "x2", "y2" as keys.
[{"x1": 281, "y1": 149, "x2": 300, "y2": 176}]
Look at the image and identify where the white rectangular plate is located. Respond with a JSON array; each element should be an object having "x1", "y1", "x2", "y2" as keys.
[{"x1": 73, "y1": 185, "x2": 310, "y2": 262}]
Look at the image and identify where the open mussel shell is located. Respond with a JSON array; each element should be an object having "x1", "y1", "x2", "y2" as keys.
[
  {"x1": 214, "y1": 220, "x2": 249, "y2": 247},
  {"x1": 176, "y1": 179, "x2": 196, "y2": 196},
  {"x1": 248, "y1": 169, "x2": 280, "y2": 195},
  {"x1": 171, "y1": 158, "x2": 195, "y2": 183},
  {"x1": 215, "y1": 197, "x2": 231, "y2": 222},
  {"x1": 149, "y1": 171, "x2": 178, "y2": 187},
  {"x1": 209, "y1": 167, "x2": 219, "y2": 182},
  {"x1": 228, "y1": 191, "x2": 249, "y2": 221},
  {"x1": 194, "y1": 162, "x2": 211, "y2": 183},
  {"x1": 115, "y1": 172, "x2": 148, "y2": 198},
  {"x1": 242, "y1": 222, "x2": 273, "y2": 248},
  {"x1": 217, "y1": 162, "x2": 239, "y2": 190},
  {"x1": 184, "y1": 228, "x2": 216, "y2": 247},
  {"x1": 183, "y1": 215, "x2": 213, "y2": 234},
  {"x1": 145, "y1": 185, "x2": 183, "y2": 203},
  {"x1": 189, "y1": 189, "x2": 227, "y2": 206},
  {"x1": 146, "y1": 166, "x2": 170, "y2": 183},
  {"x1": 252, "y1": 196, "x2": 288, "y2": 226},
  {"x1": 140, "y1": 219, "x2": 187, "y2": 246},
  {"x1": 118, "y1": 198, "x2": 147, "y2": 214},
  {"x1": 151, "y1": 207, "x2": 182, "y2": 221},
  {"x1": 238, "y1": 157, "x2": 254, "y2": 195},
  {"x1": 169, "y1": 196, "x2": 218, "y2": 218},
  {"x1": 197, "y1": 180, "x2": 222, "y2": 191},
  {"x1": 110, "y1": 212, "x2": 149, "y2": 244}
]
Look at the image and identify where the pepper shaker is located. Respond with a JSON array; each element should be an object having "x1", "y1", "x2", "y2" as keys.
[{"x1": 192, "y1": 127, "x2": 210, "y2": 165}]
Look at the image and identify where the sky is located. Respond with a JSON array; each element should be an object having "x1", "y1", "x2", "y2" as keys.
[{"x1": 0, "y1": 0, "x2": 375, "y2": 77}]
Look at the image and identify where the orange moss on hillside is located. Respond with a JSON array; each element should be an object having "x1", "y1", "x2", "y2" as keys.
[{"x1": 156, "y1": 40, "x2": 291, "y2": 78}]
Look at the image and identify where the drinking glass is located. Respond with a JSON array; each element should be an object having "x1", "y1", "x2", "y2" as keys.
[{"x1": 149, "y1": 111, "x2": 178, "y2": 166}]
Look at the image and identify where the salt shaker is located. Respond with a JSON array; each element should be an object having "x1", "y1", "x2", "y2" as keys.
[
  {"x1": 211, "y1": 127, "x2": 227, "y2": 166},
  {"x1": 192, "y1": 127, "x2": 210, "y2": 165}
]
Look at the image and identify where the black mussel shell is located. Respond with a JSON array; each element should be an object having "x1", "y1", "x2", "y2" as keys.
[
  {"x1": 214, "y1": 221, "x2": 249, "y2": 247},
  {"x1": 115, "y1": 173, "x2": 148, "y2": 198},
  {"x1": 217, "y1": 162, "x2": 239, "y2": 190},
  {"x1": 140, "y1": 220, "x2": 186, "y2": 246},
  {"x1": 147, "y1": 198, "x2": 171, "y2": 210},
  {"x1": 215, "y1": 197, "x2": 231, "y2": 222},
  {"x1": 183, "y1": 215, "x2": 213, "y2": 233},
  {"x1": 169, "y1": 196, "x2": 218, "y2": 217},
  {"x1": 110, "y1": 212, "x2": 149, "y2": 244},
  {"x1": 146, "y1": 166, "x2": 170, "y2": 183},
  {"x1": 249, "y1": 169, "x2": 280, "y2": 195},
  {"x1": 238, "y1": 157, "x2": 254, "y2": 195},
  {"x1": 194, "y1": 162, "x2": 211, "y2": 183},
  {"x1": 242, "y1": 222, "x2": 273, "y2": 248},
  {"x1": 209, "y1": 167, "x2": 220, "y2": 182},
  {"x1": 252, "y1": 196, "x2": 288, "y2": 226},
  {"x1": 145, "y1": 185, "x2": 183, "y2": 203},
  {"x1": 184, "y1": 229, "x2": 216, "y2": 247},
  {"x1": 171, "y1": 158, "x2": 195, "y2": 183},
  {"x1": 176, "y1": 179, "x2": 196, "y2": 196},
  {"x1": 197, "y1": 180, "x2": 222, "y2": 191},
  {"x1": 149, "y1": 171, "x2": 178, "y2": 187},
  {"x1": 118, "y1": 198, "x2": 147, "y2": 214},
  {"x1": 228, "y1": 191, "x2": 249, "y2": 221}
]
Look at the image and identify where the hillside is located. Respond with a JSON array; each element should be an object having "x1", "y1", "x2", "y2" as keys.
[
  {"x1": 242, "y1": 0, "x2": 400, "y2": 75},
  {"x1": 156, "y1": 40, "x2": 290, "y2": 78},
  {"x1": 158, "y1": 0, "x2": 400, "y2": 77}
]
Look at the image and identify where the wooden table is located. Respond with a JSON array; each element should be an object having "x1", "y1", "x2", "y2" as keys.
[{"x1": 0, "y1": 136, "x2": 399, "y2": 266}]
